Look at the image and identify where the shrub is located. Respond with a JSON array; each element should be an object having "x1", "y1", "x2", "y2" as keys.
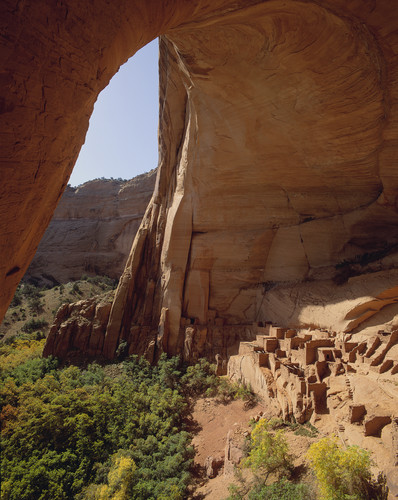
[
  {"x1": 180, "y1": 358, "x2": 219, "y2": 396},
  {"x1": 86, "y1": 275, "x2": 118, "y2": 290},
  {"x1": 71, "y1": 282, "x2": 82, "y2": 295},
  {"x1": 178, "y1": 359, "x2": 257, "y2": 404},
  {"x1": 21, "y1": 318, "x2": 48, "y2": 333},
  {"x1": 10, "y1": 288, "x2": 22, "y2": 307},
  {"x1": 307, "y1": 436, "x2": 387, "y2": 500},
  {"x1": 27, "y1": 296, "x2": 44, "y2": 314},
  {"x1": 116, "y1": 340, "x2": 128, "y2": 359},
  {"x1": 21, "y1": 283, "x2": 43, "y2": 299},
  {"x1": 247, "y1": 478, "x2": 309, "y2": 499},
  {"x1": 217, "y1": 379, "x2": 258, "y2": 407},
  {"x1": 242, "y1": 419, "x2": 293, "y2": 481},
  {"x1": 267, "y1": 417, "x2": 318, "y2": 438}
]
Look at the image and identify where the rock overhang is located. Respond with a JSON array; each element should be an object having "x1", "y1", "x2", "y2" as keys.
[{"x1": 1, "y1": 0, "x2": 397, "y2": 361}]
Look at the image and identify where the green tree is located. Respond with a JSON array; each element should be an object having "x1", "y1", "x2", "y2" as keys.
[
  {"x1": 251, "y1": 479, "x2": 308, "y2": 499},
  {"x1": 242, "y1": 419, "x2": 293, "y2": 481}
]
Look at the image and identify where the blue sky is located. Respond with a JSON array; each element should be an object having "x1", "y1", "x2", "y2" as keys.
[{"x1": 69, "y1": 39, "x2": 159, "y2": 186}]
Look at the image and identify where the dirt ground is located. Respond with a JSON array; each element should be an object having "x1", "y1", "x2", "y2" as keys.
[{"x1": 187, "y1": 397, "x2": 318, "y2": 499}]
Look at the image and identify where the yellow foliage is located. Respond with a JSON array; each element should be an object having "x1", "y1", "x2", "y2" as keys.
[
  {"x1": 157, "y1": 484, "x2": 184, "y2": 500},
  {"x1": 242, "y1": 418, "x2": 292, "y2": 479},
  {"x1": 90, "y1": 453, "x2": 136, "y2": 500},
  {"x1": 0, "y1": 338, "x2": 45, "y2": 371},
  {"x1": 108, "y1": 455, "x2": 136, "y2": 499},
  {"x1": 307, "y1": 435, "x2": 372, "y2": 500}
]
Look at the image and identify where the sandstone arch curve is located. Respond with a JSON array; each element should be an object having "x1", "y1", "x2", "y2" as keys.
[
  {"x1": 0, "y1": 0, "x2": 240, "y2": 319},
  {"x1": 2, "y1": 1, "x2": 398, "y2": 362}
]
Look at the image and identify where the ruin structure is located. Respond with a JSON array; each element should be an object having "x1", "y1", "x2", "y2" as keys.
[
  {"x1": 1, "y1": 0, "x2": 397, "y2": 360},
  {"x1": 2, "y1": 0, "x2": 398, "y2": 490}
]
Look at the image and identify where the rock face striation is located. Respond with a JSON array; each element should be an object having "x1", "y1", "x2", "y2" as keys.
[
  {"x1": 2, "y1": 1, "x2": 398, "y2": 364},
  {"x1": 102, "y1": 2, "x2": 398, "y2": 363},
  {"x1": 37, "y1": 0, "x2": 398, "y2": 365},
  {"x1": 1, "y1": 0, "x2": 243, "y2": 320},
  {"x1": 43, "y1": 292, "x2": 115, "y2": 361},
  {"x1": 25, "y1": 170, "x2": 156, "y2": 286}
]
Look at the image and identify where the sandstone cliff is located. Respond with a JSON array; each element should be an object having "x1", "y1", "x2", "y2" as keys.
[
  {"x1": 1, "y1": 0, "x2": 245, "y2": 320},
  {"x1": 3, "y1": 2, "x2": 398, "y2": 490},
  {"x1": 25, "y1": 170, "x2": 156, "y2": 286},
  {"x1": 1, "y1": 1, "x2": 398, "y2": 362},
  {"x1": 100, "y1": 1, "x2": 398, "y2": 364}
]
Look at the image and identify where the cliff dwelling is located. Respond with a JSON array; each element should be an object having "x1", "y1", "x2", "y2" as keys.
[{"x1": 2, "y1": 0, "x2": 398, "y2": 491}]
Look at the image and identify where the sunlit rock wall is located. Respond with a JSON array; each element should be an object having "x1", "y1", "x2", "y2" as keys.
[
  {"x1": 2, "y1": 0, "x2": 397, "y2": 362},
  {"x1": 25, "y1": 171, "x2": 156, "y2": 285},
  {"x1": 102, "y1": 0, "x2": 398, "y2": 361}
]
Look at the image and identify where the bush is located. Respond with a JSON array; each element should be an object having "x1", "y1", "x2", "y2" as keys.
[
  {"x1": 21, "y1": 283, "x2": 43, "y2": 299},
  {"x1": 86, "y1": 275, "x2": 118, "y2": 290},
  {"x1": 27, "y1": 296, "x2": 44, "y2": 314},
  {"x1": 242, "y1": 419, "x2": 293, "y2": 481},
  {"x1": 247, "y1": 478, "x2": 309, "y2": 499},
  {"x1": 21, "y1": 318, "x2": 48, "y2": 333},
  {"x1": 10, "y1": 288, "x2": 22, "y2": 307},
  {"x1": 227, "y1": 419, "x2": 312, "y2": 500},
  {"x1": 116, "y1": 340, "x2": 128, "y2": 359},
  {"x1": 266, "y1": 417, "x2": 318, "y2": 438},
  {"x1": 180, "y1": 358, "x2": 219, "y2": 396},
  {"x1": 179, "y1": 360, "x2": 257, "y2": 405},
  {"x1": 217, "y1": 379, "x2": 258, "y2": 407},
  {"x1": 307, "y1": 436, "x2": 387, "y2": 500}
]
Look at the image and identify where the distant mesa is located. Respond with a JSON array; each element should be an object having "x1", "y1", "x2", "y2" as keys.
[{"x1": 25, "y1": 169, "x2": 156, "y2": 287}]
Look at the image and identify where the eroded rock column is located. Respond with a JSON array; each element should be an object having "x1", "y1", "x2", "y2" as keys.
[{"x1": 101, "y1": 0, "x2": 398, "y2": 362}]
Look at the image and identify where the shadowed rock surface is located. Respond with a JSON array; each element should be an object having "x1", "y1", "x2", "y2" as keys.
[
  {"x1": 100, "y1": 1, "x2": 398, "y2": 363},
  {"x1": 1, "y1": 1, "x2": 398, "y2": 363},
  {"x1": 25, "y1": 170, "x2": 156, "y2": 286},
  {"x1": 4, "y1": 1, "x2": 397, "y2": 487}
]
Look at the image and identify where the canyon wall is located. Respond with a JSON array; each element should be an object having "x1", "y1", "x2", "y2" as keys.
[
  {"x1": 25, "y1": 170, "x2": 156, "y2": 285},
  {"x1": 97, "y1": 1, "x2": 398, "y2": 363},
  {"x1": 0, "y1": 0, "x2": 244, "y2": 320},
  {"x1": 1, "y1": 0, "x2": 398, "y2": 365}
]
